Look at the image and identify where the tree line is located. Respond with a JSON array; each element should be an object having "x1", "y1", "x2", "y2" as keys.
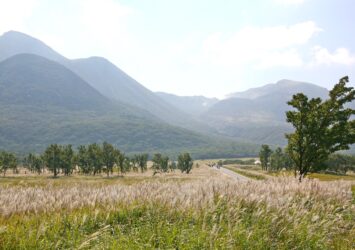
[
  {"x1": 0, "y1": 142, "x2": 194, "y2": 177},
  {"x1": 259, "y1": 144, "x2": 355, "y2": 175},
  {"x1": 259, "y1": 76, "x2": 355, "y2": 180}
]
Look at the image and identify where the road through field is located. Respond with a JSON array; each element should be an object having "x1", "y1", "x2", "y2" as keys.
[{"x1": 212, "y1": 166, "x2": 250, "y2": 181}]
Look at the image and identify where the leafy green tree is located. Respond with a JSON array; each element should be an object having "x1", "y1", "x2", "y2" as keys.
[
  {"x1": 131, "y1": 156, "x2": 139, "y2": 172},
  {"x1": 286, "y1": 76, "x2": 355, "y2": 180},
  {"x1": 169, "y1": 160, "x2": 177, "y2": 171},
  {"x1": 116, "y1": 152, "x2": 126, "y2": 175},
  {"x1": 61, "y1": 145, "x2": 74, "y2": 176},
  {"x1": 177, "y1": 153, "x2": 193, "y2": 174},
  {"x1": 76, "y1": 145, "x2": 91, "y2": 174},
  {"x1": 160, "y1": 156, "x2": 169, "y2": 172},
  {"x1": 123, "y1": 157, "x2": 132, "y2": 173},
  {"x1": 134, "y1": 154, "x2": 149, "y2": 173},
  {"x1": 270, "y1": 147, "x2": 283, "y2": 171},
  {"x1": 87, "y1": 143, "x2": 103, "y2": 175},
  {"x1": 152, "y1": 153, "x2": 163, "y2": 175},
  {"x1": 102, "y1": 142, "x2": 120, "y2": 177},
  {"x1": 24, "y1": 153, "x2": 43, "y2": 174},
  {"x1": 43, "y1": 144, "x2": 62, "y2": 177},
  {"x1": 322, "y1": 154, "x2": 355, "y2": 175},
  {"x1": 0, "y1": 151, "x2": 17, "y2": 176},
  {"x1": 281, "y1": 152, "x2": 294, "y2": 170},
  {"x1": 152, "y1": 153, "x2": 169, "y2": 175},
  {"x1": 259, "y1": 145, "x2": 272, "y2": 171}
]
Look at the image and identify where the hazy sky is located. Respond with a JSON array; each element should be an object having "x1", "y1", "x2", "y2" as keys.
[{"x1": 0, "y1": 0, "x2": 354, "y2": 98}]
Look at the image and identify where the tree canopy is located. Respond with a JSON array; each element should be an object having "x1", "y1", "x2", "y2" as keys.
[{"x1": 286, "y1": 76, "x2": 355, "y2": 180}]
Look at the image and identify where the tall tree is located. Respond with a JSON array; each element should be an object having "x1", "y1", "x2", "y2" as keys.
[
  {"x1": 61, "y1": 145, "x2": 74, "y2": 176},
  {"x1": 0, "y1": 151, "x2": 17, "y2": 176},
  {"x1": 123, "y1": 157, "x2": 132, "y2": 173},
  {"x1": 177, "y1": 153, "x2": 193, "y2": 174},
  {"x1": 259, "y1": 145, "x2": 272, "y2": 171},
  {"x1": 270, "y1": 147, "x2": 283, "y2": 171},
  {"x1": 135, "y1": 154, "x2": 149, "y2": 173},
  {"x1": 116, "y1": 152, "x2": 126, "y2": 175},
  {"x1": 43, "y1": 144, "x2": 62, "y2": 177},
  {"x1": 323, "y1": 154, "x2": 355, "y2": 175},
  {"x1": 152, "y1": 153, "x2": 169, "y2": 175},
  {"x1": 286, "y1": 76, "x2": 355, "y2": 180},
  {"x1": 76, "y1": 145, "x2": 91, "y2": 174},
  {"x1": 87, "y1": 143, "x2": 103, "y2": 175},
  {"x1": 24, "y1": 153, "x2": 43, "y2": 174},
  {"x1": 102, "y1": 142, "x2": 119, "y2": 177},
  {"x1": 169, "y1": 160, "x2": 177, "y2": 171}
]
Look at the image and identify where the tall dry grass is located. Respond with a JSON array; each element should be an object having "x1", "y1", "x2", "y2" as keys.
[
  {"x1": 0, "y1": 177, "x2": 353, "y2": 249},
  {"x1": 0, "y1": 177, "x2": 352, "y2": 216}
]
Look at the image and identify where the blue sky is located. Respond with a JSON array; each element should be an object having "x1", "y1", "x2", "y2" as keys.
[{"x1": 0, "y1": 0, "x2": 354, "y2": 98}]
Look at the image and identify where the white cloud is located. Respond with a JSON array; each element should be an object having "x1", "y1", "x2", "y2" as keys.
[
  {"x1": 78, "y1": 0, "x2": 134, "y2": 49},
  {"x1": 257, "y1": 49, "x2": 304, "y2": 69},
  {"x1": 310, "y1": 46, "x2": 355, "y2": 66},
  {"x1": 0, "y1": 0, "x2": 39, "y2": 33},
  {"x1": 199, "y1": 21, "x2": 320, "y2": 69}
]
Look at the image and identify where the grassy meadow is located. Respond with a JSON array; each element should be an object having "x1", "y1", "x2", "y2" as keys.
[{"x1": 0, "y1": 164, "x2": 354, "y2": 249}]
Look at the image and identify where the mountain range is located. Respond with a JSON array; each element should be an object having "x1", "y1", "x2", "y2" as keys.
[
  {"x1": 0, "y1": 31, "x2": 255, "y2": 157},
  {"x1": 160, "y1": 79, "x2": 334, "y2": 145},
  {"x1": 0, "y1": 30, "x2": 351, "y2": 156},
  {"x1": 0, "y1": 31, "x2": 211, "y2": 133}
]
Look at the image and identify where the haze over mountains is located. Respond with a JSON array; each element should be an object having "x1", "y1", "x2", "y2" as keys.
[
  {"x1": 159, "y1": 79, "x2": 333, "y2": 145},
  {"x1": 0, "y1": 31, "x2": 254, "y2": 157},
  {"x1": 0, "y1": 30, "x2": 348, "y2": 156},
  {"x1": 0, "y1": 31, "x2": 211, "y2": 133},
  {"x1": 155, "y1": 92, "x2": 218, "y2": 116},
  {"x1": 200, "y1": 80, "x2": 330, "y2": 145}
]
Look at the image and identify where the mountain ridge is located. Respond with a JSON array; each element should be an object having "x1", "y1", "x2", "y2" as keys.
[
  {"x1": 155, "y1": 92, "x2": 219, "y2": 116},
  {"x1": 0, "y1": 31, "x2": 213, "y2": 133},
  {"x1": 0, "y1": 52, "x2": 258, "y2": 157}
]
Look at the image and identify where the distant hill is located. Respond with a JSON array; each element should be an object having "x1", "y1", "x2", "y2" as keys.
[
  {"x1": 3, "y1": 31, "x2": 349, "y2": 154},
  {"x1": 227, "y1": 79, "x2": 328, "y2": 100},
  {"x1": 0, "y1": 31, "x2": 212, "y2": 133},
  {"x1": 0, "y1": 53, "x2": 258, "y2": 157},
  {"x1": 201, "y1": 80, "x2": 331, "y2": 145},
  {"x1": 155, "y1": 92, "x2": 218, "y2": 116},
  {"x1": 0, "y1": 31, "x2": 65, "y2": 62},
  {"x1": 0, "y1": 54, "x2": 110, "y2": 110}
]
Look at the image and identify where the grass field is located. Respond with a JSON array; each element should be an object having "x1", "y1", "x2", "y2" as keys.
[
  {"x1": 0, "y1": 165, "x2": 354, "y2": 249},
  {"x1": 224, "y1": 166, "x2": 267, "y2": 180},
  {"x1": 225, "y1": 163, "x2": 355, "y2": 182}
]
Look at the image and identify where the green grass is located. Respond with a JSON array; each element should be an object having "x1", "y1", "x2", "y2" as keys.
[
  {"x1": 0, "y1": 197, "x2": 353, "y2": 249},
  {"x1": 0, "y1": 173, "x2": 353, "y2": 249},
  {"x1": 225, "y1": 166, "x2": 266, "y2": 180},
  {"x1": 250, "y1": 169, "x2": 355, "y2": 181}
]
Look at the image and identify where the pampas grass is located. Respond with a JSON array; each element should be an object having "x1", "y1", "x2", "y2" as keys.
[{"x1": 0, "y1": 176, "x2": 353, "y2": 249}]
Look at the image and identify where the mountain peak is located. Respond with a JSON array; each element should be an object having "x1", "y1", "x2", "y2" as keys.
[
  {"x1": 275, "y1": 79, "x2": 318, "y2": 87},
  {"x1": 228, "y1": 79, "x2": 328, "y2": 100},
  {"x1": 2, "y1": 30, "x2": 32, "y2": 38},
  {"x1": 0, "y1": 53, "x2": 110, "y2": 110},
  {"x1": 0, "y1": 30, "x2": 66, "y2": 62}
]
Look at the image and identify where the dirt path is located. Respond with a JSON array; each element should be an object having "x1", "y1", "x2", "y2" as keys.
[{"x1": 212, "y1": 166, "x2": 250, "y2": 181}]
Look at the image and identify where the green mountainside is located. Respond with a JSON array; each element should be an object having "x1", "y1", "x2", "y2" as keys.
[
  {"x1": 0, "y1": 53, "x2": 258, "y2": 157},
  {"x1": 0, "y1": 31, "x2": 213, "y2": 133}
]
